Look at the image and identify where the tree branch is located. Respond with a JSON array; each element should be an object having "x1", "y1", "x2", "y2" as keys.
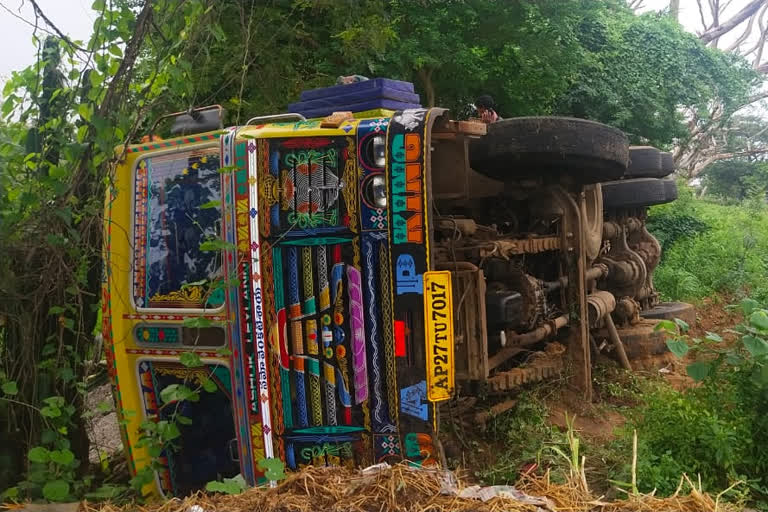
[
  {"x1": 28, "y1": 0, "x2": 88, "y2": 53},
  {"x1": 670, "y1": 0, "x2": 680, "y2": 20},
  {"x1": 692, "y1": 148, "x2": 768, "y2": 176},
  {"x1": 696, "y1": 0, "x2": 711, "y2": 33},
  {"x1": 710, "y1": 0, "x2": 721, "y2": 46},
  {"x1": 95, "y1": 1, "x2": 153, "y2": 119},
  {"x1": 753, "y1": 9, "x2": 768, "y2": 68},
  {"x1": 746, "y1": 89, "x2": 768, "y2": 103},
  {"x1": 726, "y1": 7, "x2": 759, "y2": 52},
  {"x1": 699, "y1": 0, "x2": 766, "y2": 43},
  {"x1": 739, "y1": 6, "x2": 768, "y2": 57}
]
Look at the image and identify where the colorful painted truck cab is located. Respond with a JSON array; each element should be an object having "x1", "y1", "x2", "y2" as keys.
[{"x1": 103, "y1": 90, "x2": 475, "y2": 495}]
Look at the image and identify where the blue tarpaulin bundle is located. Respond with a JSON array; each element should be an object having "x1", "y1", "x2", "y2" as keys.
[{"x1": 288, "y1": 78, "x2": 421, "y2": 119}]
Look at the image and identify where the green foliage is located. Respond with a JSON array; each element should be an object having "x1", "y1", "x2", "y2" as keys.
[
  {"x1": 556, "y1": 12, "x2": 758, "y2": 147},
  {"x1": 608, "y1": 302, "x2": 768, "y2": 505},
  {"x1": 1, "y1": 380, "x2": 18, "y2": 396},
  {"x1": 130, "y1": 358, "x2": 232, "y2": 494},
  {"x1": 650, "y1": 185, "x2": 768, "y2": 303},
  {"x1": 11, "y1": 396, "x2": 125, "y2": 502},
  {"x1": 204, "y1": 461, "x2": 285, "y2": 495},
  {"x1": 205, "y1": 475, "x2": 247, "y2": 495},
  {"x1": 646, "y1": 184, "x2": 709, "y2": 258},
  {"x1": 702, "y1": 159, "x2": 768, "y2": 202},
  {"x1": 610, "y1": 381, "x2": 755, "y2": 498},
  {"x1": 137, "y1": 0, "x2": 760, "y2": 151},
  {"x1": 0, "y1": 0, "x2": 223, "y2": 501},
  {"x1": 474, "y1": 393, "x2": 571, "y2": 485},
  {"x1": 258, "y1": 457, "x2": 287, "y2": 482}
]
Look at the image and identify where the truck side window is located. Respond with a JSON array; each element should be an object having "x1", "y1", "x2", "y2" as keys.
[{"x1": 132, "y1": 147, "x2": 223, "y2": 310}]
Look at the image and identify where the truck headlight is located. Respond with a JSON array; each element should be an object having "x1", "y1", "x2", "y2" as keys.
[
  {"x1": 373, "y1": 135, "x2": 386, "y2": 168},
  {"x1": 363, "y1": 173, "x2": 387, "y2": 209}
]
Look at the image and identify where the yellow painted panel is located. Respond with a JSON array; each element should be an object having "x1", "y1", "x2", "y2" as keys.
[{"x1": 107, "y1": 138, "x2": 224, "y2": 497}]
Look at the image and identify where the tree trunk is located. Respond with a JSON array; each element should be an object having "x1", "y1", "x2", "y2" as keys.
[
  {"x1": 417, "y1": 68, "x2": 435, "y2": 108},
  {"x1": 669, "y1": 0, "x2": 680, "y2": 20}
]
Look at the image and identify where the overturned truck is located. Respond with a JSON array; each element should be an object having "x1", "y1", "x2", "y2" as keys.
[{"x1": 103, "y1": 79, "x2": 687, "y2": 496}]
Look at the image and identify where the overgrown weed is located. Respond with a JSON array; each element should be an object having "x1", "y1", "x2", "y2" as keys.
[{"x1": 650, "y1": 184, "x2": 768, "y2": 303}]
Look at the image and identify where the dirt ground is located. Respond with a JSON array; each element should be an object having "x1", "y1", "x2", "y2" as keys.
[
  {"x1": 547, "y1": 296, "x2": 744, "y2": 439},
  {"x1": 548, "y1": 399, "x2": 626, "y2": 441},
  {"x1": 688, "y1": 295, "x2": 742, "y2": 339},
  {"x1": 85, "y1": 382, "x2": 123, "y2": 464}
]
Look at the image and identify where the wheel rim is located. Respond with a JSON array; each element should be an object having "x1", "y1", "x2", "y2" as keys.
[{"x1": 583, "y1": 184, "x2": 603, "y2": 262}]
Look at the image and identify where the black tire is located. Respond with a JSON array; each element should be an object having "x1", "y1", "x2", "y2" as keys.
[
  {"x1": 625, "y1": 146, "x2": 665, "y2": 178},
  {"x1": 641, "y1": 301, "x2": 695, "y2": 326},
  {"x1": 469, "y1": 117, "x2": 628, "y2": 184},
  {"x1": 660, "y1": 152, "x2": 675, "y2": 176},
  {"x1": 662, "y1": 178, "x2": 678, "y2": 202},
  {"x1": 602, "y1": 178, "x2": 676, "y2": 209}
]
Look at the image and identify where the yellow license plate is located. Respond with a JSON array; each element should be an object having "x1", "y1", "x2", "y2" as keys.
[{"x1": 423, "y1": 271, "x2": 455, "y2": 402}]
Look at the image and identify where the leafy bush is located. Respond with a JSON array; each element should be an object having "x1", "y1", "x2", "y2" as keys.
[
  {"x1": 611, "y1": 380, "x2": 756, "y2": 497},
  {"x1": 649, "y1": 185, "x2": 768, "y2": 302},
  {"x1": 608, "y1": 301, "x2": 768, "y2": 506},
  {"x1": 646, "y1": 182, "x2": 709, "y2": 255}
]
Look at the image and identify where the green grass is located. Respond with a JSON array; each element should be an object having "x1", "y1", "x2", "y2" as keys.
[
  {"x1": 649, "y1": 184, "x2": 768, "y2": 303},
  {"x1": 472, "y1": 370, "x2": 761, "y2": 506},
  {"x1": 466, "y1": 392, "x2": 570, "y2": 485}
]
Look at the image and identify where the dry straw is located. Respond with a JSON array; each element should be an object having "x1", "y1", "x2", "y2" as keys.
[
  {"x1": 71, "y1": 463, "x2": 742, "y2": 512},
  {"x1": 82, "y1": 465, "x2": 538, "y2": 512}
]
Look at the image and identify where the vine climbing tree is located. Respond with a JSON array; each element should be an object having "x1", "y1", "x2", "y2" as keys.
[{"x1": 0, "y1": 0, "x2": 222, "y2": 500}]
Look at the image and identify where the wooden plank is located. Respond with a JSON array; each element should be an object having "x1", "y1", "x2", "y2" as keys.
[
  {"x1": 433, "y1": 119, "x2": 487, "y2": 136},
  {"x1": 320, "y1": 111, "x2": 354, "y2": 127},
  {"x1": 457, "y1": 120, "x2": 487, "y2": 136}
]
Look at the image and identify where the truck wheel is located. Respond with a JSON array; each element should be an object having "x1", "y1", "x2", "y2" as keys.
[
  {"x1": 469, "y1": 117, "x2": 628, "y2": 184},
  {"x1": 602, "y1": 178, "x2": 676, "y2": 209},
  {"x1": 641, "y1": 301, "x2": 695, "y2": 326},
  {"x1": 625, "y1": 146, "x2": 665, "y2": 178},
  {"x1": 663, "y1": 178, "x2": 678, "y2": 202},
  {"x1": 597, "y1": 319, "x2": 668, "y2": 359},
  {"x1": 660, "y1": 152, "x2": 675, "y2": 177},
  {"x1": 620, "y1": 321, "x2": 669, "y2": 359}
]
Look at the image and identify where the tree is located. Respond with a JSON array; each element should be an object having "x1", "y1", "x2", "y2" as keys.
[
  {"x1": 555, "y1": 11, "x2": 758, "y2": 148},
  {"x1": 668, "y1": 0, "x2": 768, "y2": 177},
  {"x1": 376, "y1": 0, "x2": 612, "y2": 114},
  {"x1": 0, "y1": 0, "x2": 221, "y2": 498},
  {"x1": 701, "y1": 159, "x2": 768, "y2": 200},
  {"x1": 135, "y1": 0, "x2": 395, "y2": 126},
  {"x1": 133, "y1": 0, "x2": 757, "y2": 155},
  {"x1": 371, "y1": 1, "x2": 757, "y2": 151},
  {"x1": 24, "y1": 36, "x2": 66, "y2": 177}
]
